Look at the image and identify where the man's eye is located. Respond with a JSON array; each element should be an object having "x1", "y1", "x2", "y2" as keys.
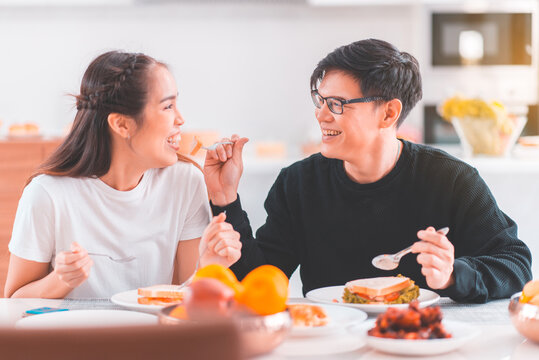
[
  {"x1": 165, "y1": 104, "x2": 173, "y2": 110},
  {"x1": 327, "y1": 99, "x2": 341, "y2": 107}
]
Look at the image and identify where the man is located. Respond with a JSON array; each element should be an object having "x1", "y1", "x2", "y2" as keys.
[{"x1": 202, "y1": 39, "x2": 532, "y2": 302}]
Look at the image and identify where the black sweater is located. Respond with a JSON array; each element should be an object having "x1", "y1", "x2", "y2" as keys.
[{"x1": 211, "y1": 141, "x2": 532, "y2": 303}]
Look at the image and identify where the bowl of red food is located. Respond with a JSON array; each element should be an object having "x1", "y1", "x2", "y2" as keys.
[{"x1": 357, "y1": 301, "x2": 480, "y2": 356}]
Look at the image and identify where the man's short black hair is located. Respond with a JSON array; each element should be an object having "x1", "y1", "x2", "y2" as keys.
[{"x1": 310, "y1": 39, "x2": 422, "y2": 126}]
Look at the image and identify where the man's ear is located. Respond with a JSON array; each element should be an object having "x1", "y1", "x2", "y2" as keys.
[
  {"x1": 107, "y1": 113, "x2": 136, "y2": 139},
  {"x1": 380, "y1": 99, "x2": 402, "y2": 129}
]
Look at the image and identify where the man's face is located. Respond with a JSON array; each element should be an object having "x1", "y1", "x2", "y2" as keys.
[{"x1": 315, "y1": 70, "x2": 385, "y2": 161}]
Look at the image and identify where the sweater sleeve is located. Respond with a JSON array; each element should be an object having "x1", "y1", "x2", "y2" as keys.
[
  {"x1": 210, "y1": 169, "x2": 300, "y2": 280},
  {"x1": 438, "y1": 168, "x2": 532, "y2": 303}
]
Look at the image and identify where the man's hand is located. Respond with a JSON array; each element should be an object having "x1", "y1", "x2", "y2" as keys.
[
  {"x1": 203, "y1": 134, "x2": 249, "y2": 206},
  {"x1": 411, "y1": 227, "x2": 455, "y2": 289},
  {"x1": 54, "y1": 242, "x2": 93, "y2": 289},
  {"x1": 199, "y1": 213, "x2": 242, "y2": 268}
]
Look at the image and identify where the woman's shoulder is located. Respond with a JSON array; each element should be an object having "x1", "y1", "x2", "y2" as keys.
[{"x1": 27, "y1": 174, "x2": 79, "y2": 193}]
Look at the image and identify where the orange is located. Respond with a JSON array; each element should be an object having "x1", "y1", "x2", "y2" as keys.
[
  {"x1": 169, "y1": 305, "x2": 187, "y2": 320},
  {"x1": 239, "y1": 265, "x2": 288, "y2": 316},
  {"x1": 520, "y1": 280, "x2": 539, "y2": 303},
  {"x1": 193, "y1": 264, "x2": 244, "y2": 297}
]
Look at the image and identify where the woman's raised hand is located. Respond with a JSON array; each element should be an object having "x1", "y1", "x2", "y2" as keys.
[
  {"x1": 200, "y1": 213, "x2": 242, "y2": 268},
  {"x1": 54, "y1": 242, "x2": 93, "y2": 289},
  {"x1": 203, "y1": 134, "x2": 249, "y2": 206}
]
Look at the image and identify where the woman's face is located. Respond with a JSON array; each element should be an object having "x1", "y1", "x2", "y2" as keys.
[
  {"x1": 315, "y1": 70, "x2": 385, "y2": 161},
  {"x1": 130, "y1": 65, "x2": 184, "y2": 169}
]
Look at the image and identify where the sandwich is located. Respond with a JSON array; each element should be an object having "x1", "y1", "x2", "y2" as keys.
[
  {"x1": 342, "y1": 275, "x2": 419, "y2": 304},
  {"x1": 137, "y1": 284, "x2": 186, "y2": 306}
]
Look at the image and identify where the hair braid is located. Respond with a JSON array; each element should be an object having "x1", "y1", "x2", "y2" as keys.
[{"x1": 76, "y1": 54, "x2": 140, "y2": 111}]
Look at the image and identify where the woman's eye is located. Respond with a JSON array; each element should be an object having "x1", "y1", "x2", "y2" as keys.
[{"x1": 165, "y1": 103, "x2": 174, "y2": 110}]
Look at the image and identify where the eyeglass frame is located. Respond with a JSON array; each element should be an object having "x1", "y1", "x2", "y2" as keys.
[{"x1": 311, "y1": 89, "x2": 388, "y2": 115}]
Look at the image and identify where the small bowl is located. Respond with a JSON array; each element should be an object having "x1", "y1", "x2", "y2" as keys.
[
  {"x1": 159, "y1": 305, "x2": 291, "y2": 357},
  {"x1": 508, "y1": 292, "x2": 539, "y2": 343}
]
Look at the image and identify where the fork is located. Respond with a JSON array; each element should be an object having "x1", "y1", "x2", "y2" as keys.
[
  {"x1": 87, "y1": 252, "x2": 136, "y2": 263},
  {"x1": 201, "y1": 141, "x2": 233, "y2": 151},
  {"x1": 190, "y1": 139, "x2": 233, "y2": 155}
]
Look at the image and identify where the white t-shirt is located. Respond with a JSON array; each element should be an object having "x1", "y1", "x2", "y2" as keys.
[{"x1": 9, "y1": 161, "x2": 211, "y2": 299}]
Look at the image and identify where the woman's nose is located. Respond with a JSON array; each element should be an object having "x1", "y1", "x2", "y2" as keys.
[{"x1": 175, "y1": 110, "x2": 185, "y2": 126}]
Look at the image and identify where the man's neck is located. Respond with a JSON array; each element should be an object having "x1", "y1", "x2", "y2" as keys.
[{"x1": 343, "y1": 138, "x2": 401, "y2": 184}]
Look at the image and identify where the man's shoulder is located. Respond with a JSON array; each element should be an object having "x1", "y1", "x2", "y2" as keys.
[
  {"x1": 407, "y1": 142, "x2": 477, "y2": 175},
  {"x1": 280, "y1": 153, "x2": 331, "y2": 180}
]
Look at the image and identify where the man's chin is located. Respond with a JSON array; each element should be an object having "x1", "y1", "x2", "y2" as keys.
[{"x1": 320, "y1": 147, "x2": 344, "y2": 160}]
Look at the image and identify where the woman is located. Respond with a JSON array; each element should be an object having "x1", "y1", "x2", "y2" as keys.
[{"x1": 4, "y1": 51, "x2": 241, "y2": 299}]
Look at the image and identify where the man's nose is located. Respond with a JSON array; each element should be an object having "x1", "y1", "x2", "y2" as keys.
[{"x1": 316, "y1": 101, "x2": 334, "y2": 122}]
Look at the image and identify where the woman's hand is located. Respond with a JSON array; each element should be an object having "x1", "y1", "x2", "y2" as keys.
[
  {"x1": 203, "y1": 134, "x2": 249, "y2": 206},
  {"x1": 199, "y1": 213, "x2": 242, "y2": 268},
  {"x1": 411, "y1": 227, "x2": 455, "y2": 290},
  {"x1": 54, "y1": 242, "x2": 93, "y2": 289}
]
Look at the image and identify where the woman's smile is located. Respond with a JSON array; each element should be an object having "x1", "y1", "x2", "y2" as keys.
[{"x1": 166, "y1": 131, "x2": 181, "y2": 152}]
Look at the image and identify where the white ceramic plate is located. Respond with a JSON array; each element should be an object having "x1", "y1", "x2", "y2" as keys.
[
  {"x1": 111, "y1": 289, "x2": 180, "y2": 313},
  {"x1": 352, "y1": 319, "x2": 481, "y2": 356},
  {"x1": 16, "y1": 310, "x2": 157, "y2": 329},
  {"x1": 305, "y1": 286, "x2": 440, "y2": 313},
  {"x1": 287, "y1": 302, "x2": 367, "y2": 337}
]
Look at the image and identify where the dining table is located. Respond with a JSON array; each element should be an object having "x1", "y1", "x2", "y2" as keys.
[{"x1": 0, "y1": 296, "x2": 537, "y2": 359}]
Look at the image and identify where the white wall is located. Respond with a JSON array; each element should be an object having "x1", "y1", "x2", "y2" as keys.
[{"x1": 0, "y1": 3, "x2": 419, "y2": 153}]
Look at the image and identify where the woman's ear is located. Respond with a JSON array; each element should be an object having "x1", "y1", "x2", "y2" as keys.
[
  {"x1": 107, "y1": 113, "x2": 136, "y2": 139},
  {"x1": 380, "y1": 99, "x2": 402, "y2": 129}
]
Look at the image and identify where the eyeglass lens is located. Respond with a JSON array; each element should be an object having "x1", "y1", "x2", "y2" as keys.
[{"x1": 311, "y1": 92, "x2": 343, "y2": 114}]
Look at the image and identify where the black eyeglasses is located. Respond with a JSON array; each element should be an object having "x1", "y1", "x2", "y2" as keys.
[{"x1": 311, "y1": 89, "x2": 387, "y2": 115}]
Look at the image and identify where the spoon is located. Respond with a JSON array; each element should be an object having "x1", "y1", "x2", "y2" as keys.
[{"x1": 371, "y1": 227, "x2": 450, "y2": 270}]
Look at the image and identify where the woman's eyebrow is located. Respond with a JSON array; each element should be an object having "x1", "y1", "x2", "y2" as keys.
[
  {"x1": 159, "y1": 93, "x2": 178, "y2": 104},
  {"x1": 159, "y1": 94, "x2": 177, "y2": 103}
]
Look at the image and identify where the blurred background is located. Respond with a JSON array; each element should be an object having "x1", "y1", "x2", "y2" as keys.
[{"x1": 0, "y1": 0, "x2": 538, "y2": 296}]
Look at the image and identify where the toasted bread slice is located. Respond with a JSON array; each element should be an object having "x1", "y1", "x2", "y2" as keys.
[
  {"x1": 137, "y1": 284, "x2": 185, "y2": 299},
  {"x1": 137, "y1": 296, "x2": 184, "y2": 306},
  {"x1": 345, "y1": 276, "x2": 411, "y2": 298}
]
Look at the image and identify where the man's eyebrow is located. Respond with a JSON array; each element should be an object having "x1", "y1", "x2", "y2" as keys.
[{"x1": 159, "y1": 93, "x2": 178, "y2": 103}]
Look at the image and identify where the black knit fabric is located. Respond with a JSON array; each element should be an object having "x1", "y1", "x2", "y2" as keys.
[{"x1": 211, "y1": 140, "x2": 532, "y2": 303}]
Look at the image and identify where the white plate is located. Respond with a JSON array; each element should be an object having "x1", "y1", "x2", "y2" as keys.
[
  {"x1": 305, "y1": 286, "x2": 440, "y2": 313},
  {"x1": 287, "y1": 302, "x2": 367, "y2": 337},
  {"x1": 111, "y1": 289, "x2": 173, "y2": 313},
  {"x1": 16, "y1": 310, "x2": 157, "y2": 329},
  {"x1": 352, "y1": 319, "x2": 480, "y2": 356}
]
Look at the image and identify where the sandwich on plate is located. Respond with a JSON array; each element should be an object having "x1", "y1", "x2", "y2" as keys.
[
  {"x1": 342, "y1": 275, "x2": 419, "y2": 304},
  {"x1": 137, "y1": 284, "x2": 185, "y2": 306}
]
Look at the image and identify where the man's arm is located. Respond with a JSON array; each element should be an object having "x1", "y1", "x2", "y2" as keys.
[
  {"x1": 211, "y1": 170, "x2": 300, "y2": 281},
  {"x1": 438, "y1": 169, "x2": 532, "y2": 302}
]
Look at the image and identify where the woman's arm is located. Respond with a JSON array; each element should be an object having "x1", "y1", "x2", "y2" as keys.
[
  {"x1": 5, "y1": 255, "x2": 71, "y2": 298},
  {"x1": 5, "y1": 242, "x2": 93, "y2": 299},
  {"x1": 173, "y1": 238, "x2": 200, "y2": 284}
]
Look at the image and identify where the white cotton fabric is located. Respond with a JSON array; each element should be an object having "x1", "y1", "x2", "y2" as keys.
[{"x1": 9, "y1": 161, "x2": 211, "y2": 299}]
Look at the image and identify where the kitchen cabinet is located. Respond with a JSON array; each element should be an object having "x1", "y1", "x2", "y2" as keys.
[{"x1": 0, "y1": 137, "x2": 62, "y2": 297}]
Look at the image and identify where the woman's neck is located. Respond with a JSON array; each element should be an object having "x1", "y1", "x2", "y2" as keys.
[
  {"x1": 343, "y1": 138, "x2": 401, "y2": 184},
  {"x1": 100, "y1": 142, "x2": 146, "y2": 191}
]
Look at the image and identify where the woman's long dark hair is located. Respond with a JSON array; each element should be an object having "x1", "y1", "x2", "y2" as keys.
[{"x1": 28, "y1": 51, "x2": 199, "y2": 185}]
